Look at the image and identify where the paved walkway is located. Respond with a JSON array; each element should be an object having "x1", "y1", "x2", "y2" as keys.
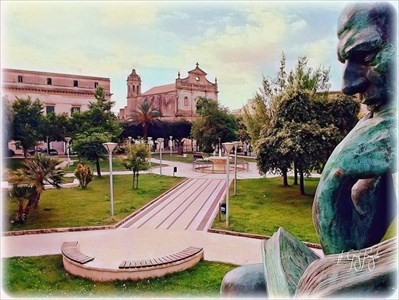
[{"x1": 121, "y1": 178, "x2": 227, "y2": 231}]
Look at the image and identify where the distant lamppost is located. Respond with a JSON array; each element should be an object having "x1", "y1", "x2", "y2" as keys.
[
  {"x1": 169, "y1": 136, "x2": 173, "y2": 156},
  {"x1": 233, "y1": 141, "x2": 239, "y2": 195},
  {"x1": 156, "y1": 138, "x2": 164, "y2": 175},
  {"x1": 103, "y1": 142, "x2": 117, "y2": 218},
  {"x1": 147, "y1": 137, "x2": 152, "y2": 167},
  {"x1": 223, "y1": 142, "x2": 234, "y2": 227},
  {"x1": 46, "y1": 136, "x2": 49, "y2": 155},
  {"x1": 128, "y1": 136, "x2": 132, "y2": 146},
  {"x1": 65, "y1": 137, "x2": 71, "y2": 164},
  {"x1": 218, "y1": 137, "x2": 222, "y2": 157}
]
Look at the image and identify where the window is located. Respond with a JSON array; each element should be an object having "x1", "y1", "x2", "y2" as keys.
[
  {"x1": 94, "y1": 82, "x2": 98, "y2": 88},
  {"x1": 73, "y1": 80, "x2": 79, "y2": 87},
  {"x1": 71, "y1": 106, "x2": 80, "y2": 115},
  {"x1": 132, "y1": 85, "x2": 135, "y2": 92},
  {"x1": 17, "y1": 75, "x2": 23, "y2": 83},
  {"x1": 47, "y1": 78, "x2": 52, "y2": 85},
  {"x1": 46, "y1": 106, "x2": 55, "y2": 114},
  {"x1": 184, "y1": 96, "x2": 189, "y2": 106}
]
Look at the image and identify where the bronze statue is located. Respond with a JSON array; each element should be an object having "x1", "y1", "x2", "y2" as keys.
[
  {"x1": 221, "y1": 2, "x2": 397, "y2": 297},
  {"x1": 313, "y1": 1, "x2": 397, "y2": 254}
]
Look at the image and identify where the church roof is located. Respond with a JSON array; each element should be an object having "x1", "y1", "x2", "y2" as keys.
[
  {"x1": 187, "y1": 63, "x2": 207, "y2": 76},
  {"x1": 142, "y1": 83, "x2": 176, "y2": 95}
]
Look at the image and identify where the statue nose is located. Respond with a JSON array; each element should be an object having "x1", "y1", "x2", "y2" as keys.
[{"x1": 342, "y1": 61, "x2": 368, "y2": 95}]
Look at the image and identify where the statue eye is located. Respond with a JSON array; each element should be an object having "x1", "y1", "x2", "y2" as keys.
[{"x1": 352, "y1": 50, "x2": 377, "y2": 64}]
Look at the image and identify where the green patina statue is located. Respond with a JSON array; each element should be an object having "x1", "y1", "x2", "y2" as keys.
[
  {"x1": 313, "y1": 2, "x2": 397, "y2": 255},
  {"x1": 221, "y1": 2, "x2": 397, "y2": 297}
]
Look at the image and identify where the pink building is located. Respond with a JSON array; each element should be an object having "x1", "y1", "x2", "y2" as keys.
[
  {"x1": 2, "y1": 68, "x2": 111, "y2": 154},
  {"x1": 119, "y1": 63, "x2": 218, "y2": 122},
  {"x1": 2, "y1": 68, "x2": 111, "y2": 116}
]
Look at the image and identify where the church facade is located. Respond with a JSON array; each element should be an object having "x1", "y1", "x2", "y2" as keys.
[{"x1": 119, "y1": 63, "x2": 218, "y2": 122}]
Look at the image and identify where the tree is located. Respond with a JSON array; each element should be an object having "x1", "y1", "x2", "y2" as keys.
[
  {"x1": 2, "y1": 99, "x2": 13, "y2": 154},
  {"x1": 70, "y1": 87, "x2": 122, "y2": 176},
  {"x1": 8, "y1": 153, "x2": 65, "y2": 223},
  {"x1": 129, "y1": 100, "x2": 160, "y2": 139},
  {"x1": 10, "y1": 97, "x2": 44, "y2": 157},
  {"x1": 39, "y1": 112, "x2": 72, "y2": 151},
  {"x1": 256, "y1": 53, "x2": 358, "y2": 192},
  {"x1": 191, "y1": 97, "x2": 238, "y2": 153},
  {"x1": 121, "y1": 143, "x2": 150, "y2": 189},
  {"x1": 73, "y1": 132, "x2": 111, "y2": 177}
]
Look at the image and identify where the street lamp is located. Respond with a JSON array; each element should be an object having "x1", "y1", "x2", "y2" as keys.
[
  {"x1": 233, "y1": 141, "x2": 239, "y2": 195},
  {"x1": 128, "y1": 136, "x2": 132, "y2": 147},
  {"x1": 65, "y1": 137, "x2": 71, "y2": 164},
  {"x1": 103, "y1": 142, "x2": 117, "y2": 218},
  {"x1": 147, "y1": 137, "x2": 152, "y2": 167},
  {"x1": 156, "y1": 138, "x2": 164, "y2": 175},
  {"x1": 222, "y1": 142, "x2": 234, "y2": 227},
  {"x1": 218, "y1": 137, "x2": 222, "y2": 157},
  {"x1": 169, "y1": 136, "x2": 173, "y2": 157}
]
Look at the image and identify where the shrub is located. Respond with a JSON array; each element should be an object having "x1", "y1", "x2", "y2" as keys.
[{"x1": 74, "y1": 164, "x2": 94, "y2": 188}]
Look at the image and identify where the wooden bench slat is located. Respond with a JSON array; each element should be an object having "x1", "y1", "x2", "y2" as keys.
[
  {"x1": 61, "y1": 241, "x2": 94, "y2": 265},
  {"x1": 119, "y1": 247, "x2": 203, "y2": 269}
]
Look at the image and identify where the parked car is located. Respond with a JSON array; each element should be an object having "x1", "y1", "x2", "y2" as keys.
[
  {"x1": 5, "y1": 149, "x2": 15, "y2": 157},
  {"x1": 27, "y1": 148, "x2": 44, "y2": 155},
  {"x1": 42, "y1": 149, "x2": 59, "y2": 156}
]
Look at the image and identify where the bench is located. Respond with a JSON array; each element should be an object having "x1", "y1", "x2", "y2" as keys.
[
  {"x1": 61, "y1": 241, "x2": 94, "y2": 264},
  {"x1": 119, "y1": 246, "x2": 203, "y2": 269},
  {"x1": 193, "y1": 153, "x2": 205, "y2": 161}
]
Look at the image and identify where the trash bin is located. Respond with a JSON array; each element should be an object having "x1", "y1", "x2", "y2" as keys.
[{"x1": 220, "y1": 203, "x2": 226, "y2": 214}]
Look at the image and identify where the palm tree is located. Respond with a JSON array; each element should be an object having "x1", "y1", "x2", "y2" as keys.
[
  {"x1": 129, "y1": 100, "x2": 160, "y2": 139},
  {"x1": 8, "y1": 153, "x2": 65, "y2": 220}
]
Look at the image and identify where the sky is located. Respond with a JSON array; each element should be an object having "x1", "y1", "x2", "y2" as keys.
[{"x1": 2, "y1": 0, "x2": 397, "y2": 113}]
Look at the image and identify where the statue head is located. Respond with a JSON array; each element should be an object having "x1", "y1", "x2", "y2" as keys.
[{"x1": 337, "y1": 2, "x2": 397, "y2": 109}]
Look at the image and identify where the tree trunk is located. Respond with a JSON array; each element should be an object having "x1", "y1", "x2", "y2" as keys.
[
  {"x1": 96, "y1": 158, "x2": 102, "y2": 177},
  {"x1": 136, "y1": 171, "x2": 139, "y2": 189},
  {"x1": 282, "y1": 169, "x2": 289, "y2": 187},
  {"x1": 132, "y1": 170, "x2": 135, "y2": 189},
  {"x1": 143, "y1": 123, "x2": 149, "y2": 139},
  {"x1": 294, "y1": 162, "x2": 298, "y2": 185},
  {"x1": 299, "y1": 170, "x2": 305, "y2": 195}
]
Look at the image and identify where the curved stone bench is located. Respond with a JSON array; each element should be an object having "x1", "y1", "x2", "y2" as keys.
[
  {"x1": 61, "y1": 241, "x2": 94, "y2": 264},
  {"x1": 119, "y1": 246, "x2": 203, "y2": 269},
  {"x1": 61, "y1": 241, "x2": 204, "y2": 282}
]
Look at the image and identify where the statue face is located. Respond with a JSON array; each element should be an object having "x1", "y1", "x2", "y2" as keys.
[{"x1": 337, "y1": 4, "x2": 396, "y2": 107}]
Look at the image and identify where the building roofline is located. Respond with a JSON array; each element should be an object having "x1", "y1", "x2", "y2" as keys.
[{"x1": 2, "y1": 68, "x2": 110, "y2": 81}]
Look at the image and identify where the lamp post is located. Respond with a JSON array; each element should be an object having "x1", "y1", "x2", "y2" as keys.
[
  {"x1": 128, "y1": 136, "x2": 132, "y2": 147},
  {"x1": 233, "y1": 141, "x2": 239, "y2": 195},
  {"x1": 103, "y1": 142, "x2": 117, "y2": 218},
  {"x1": 157, "y1": 138, "x2": 164, "y2": 175},
  {"x1": 147, "y1": 137, "x2": 152, "y2": 167},
  {"x1": 218, "y1": 137, "x2": 222, "y2": 157},
  {"x1": 65, "y1": 137, "x2": 71, "y2": 165},
  {"x1": 222, "y1": 142, "x2": 234, "y2": 227},
  {"x1": 169, "y1": 136, "x2": 173, "y2": 157}
]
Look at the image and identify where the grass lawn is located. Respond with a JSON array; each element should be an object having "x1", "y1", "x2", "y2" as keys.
[
  {"x1": 65, "y1": 156, "x2": 129, "y2": 172},
  {"x1": 212, "y1": 177, "x2": 397, "y2": 244},
  {"x1": 4, "y1": 174, "x2": 183, "y2": 231},
  {"x1": 2, "y1": 255, "x2": 235, "y2": 298}
]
